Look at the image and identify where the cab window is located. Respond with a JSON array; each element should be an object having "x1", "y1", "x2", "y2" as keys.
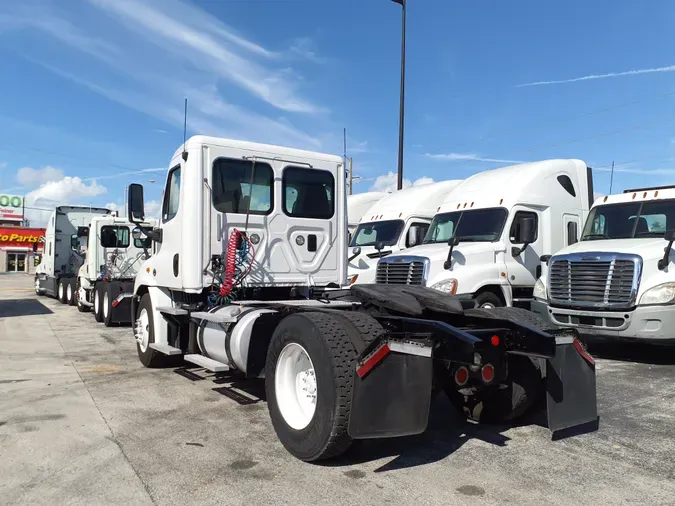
[
  {"x1": 283, "y1": 167, "x2": 334, "y2": 219},
  {"x1": 162, "y1": 165, "x2": 181, "y2": 223},
  {"x1": 101, "y1": 226, "x2": 130, "y2": 248},
  {"x1": 212, "y1": 158, "x2": 273, "y2": 214}
]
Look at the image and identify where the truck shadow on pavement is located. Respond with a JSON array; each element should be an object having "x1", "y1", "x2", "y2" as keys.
[{"x1": 0, "y1": 299, "x2": 53, "y2": 318}]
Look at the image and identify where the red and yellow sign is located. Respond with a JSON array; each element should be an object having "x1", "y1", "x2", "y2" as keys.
[{"x1": 0, "y1": 227, "x2": 46, "y2": 251}]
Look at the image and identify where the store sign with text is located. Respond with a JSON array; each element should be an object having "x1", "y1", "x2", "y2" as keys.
[
  {"x1": 0, "y1": 227, "x2": 45, "y2": 250},
  {"x1": 0, "y1": 194, "x2": 24, "y2": 221}
]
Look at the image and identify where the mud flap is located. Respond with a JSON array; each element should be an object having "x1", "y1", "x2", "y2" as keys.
[
  {"x1": 348, "y1": 338, "x2": 434, "y2": 439},
  {"x1": 545, "y1": 336, "x2": 598, "y2": 434}
]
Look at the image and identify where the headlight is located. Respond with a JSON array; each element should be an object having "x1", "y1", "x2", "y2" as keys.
[
  {"x1": 533, "y1": 278, "x2": 546, "y2": 300},
  {"x1": 430, "y1": 279, "x2": 458, "y2": 295},
  {"x1": 639, "y1": 282, "x2": 675, "y2": 305}
]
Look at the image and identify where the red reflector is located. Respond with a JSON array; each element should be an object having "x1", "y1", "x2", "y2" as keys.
[
  {"x1": 573, "y1": 338, "x2": 595, "y2": 366},
  {"x1": 111, "y1": 300, "x2": 119, "y2": 308},
  {"x1": 490, "y1": 335, "x2": 500, "y2": 346},
  {"x1": 481, "y1": 364, "x2": 495, "y2": 383},
  {"x1": 454, "y1": 366, "x2": 469, "y2": 386},
  {"x1": 356, "y1": 344, "x2": 390, "y2": 378}
]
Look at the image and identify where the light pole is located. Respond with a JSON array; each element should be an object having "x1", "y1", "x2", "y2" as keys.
[{"x1": 391, "y1": 0, "x2": 406, "y2": 191}]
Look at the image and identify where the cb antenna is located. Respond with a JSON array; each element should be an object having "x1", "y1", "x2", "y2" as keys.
[{"x1": 182, "y1": 98, "x2": 188, "y2": 162}]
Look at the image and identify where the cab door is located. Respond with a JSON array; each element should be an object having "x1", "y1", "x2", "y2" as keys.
[
  {"x1": 267, "y1": 164, "x2": 339, "y2": 285},
  {"x1": 504, "y1": 208, "x2": 542, "y2": 292}
]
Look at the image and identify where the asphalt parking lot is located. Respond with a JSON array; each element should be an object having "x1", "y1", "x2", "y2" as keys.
[{"x1": 2, "y1": 274, "x2": 675, "y2": 505}]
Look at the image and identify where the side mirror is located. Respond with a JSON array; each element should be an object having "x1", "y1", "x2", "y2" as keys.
[
  {"x1": 448, "y1": 236, "x2": 460, "y2": 247},
  {"x1": 407, "y1": 227, "x2": 419, "y2": 247},
  {"x1": 665, "y1": 229, "x2": 675, "y2": 242},
  {"x1": 132, "y1": 227, "x2": 143, "y2": 242},
  {"x1": 70, "y1": 235, "x2": 80, "y2": 250},
  {"x1": 540, "y1": 254, "x2": 552, "y2": 265},
  {"x1": 658, "y1": 230, "x2": 675, "y2": 270},
  {"x1": 348, "y1": 246, "x2": 361, "y2": 262},
  {"x1": 128, "y1": 183, "x2": 145, "y2": 223},
  {"x1": 519, "y1": 217, "x2": 536, "y2": 244},
  {"x1": 375, "y1": 241, "x2": 384, "y2": 252},
  {"x1": 444, "y1": 236, "x2": 460, "y2": 270}
]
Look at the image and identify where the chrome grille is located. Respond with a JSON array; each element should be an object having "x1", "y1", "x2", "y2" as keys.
[
  {"x1": 548, "y1": 253, "x2": 641, "y2": 309},
  {"x1": 376, "y1": 257, "x2": 427, "y2": 285}
]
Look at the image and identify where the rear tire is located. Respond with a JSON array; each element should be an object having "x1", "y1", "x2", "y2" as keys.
[
  {"x1": 93, "y1": 284, "x2": 104, "y2": 322},
  {"x1": 57, "y1": 279, "x2": 68, "y2": 304},
  {"x1": 265, "y1": 311, "x2": 379, "y2": 462},
  {"x1": 103, "y1": 282, "x2": 122, "y2": 327},
  {"x1": 135, "y1": 293, "x2": 175, "y2": 368},
  {"x1": 66, "y1": 279, "x2": 77, "y2": 306}
]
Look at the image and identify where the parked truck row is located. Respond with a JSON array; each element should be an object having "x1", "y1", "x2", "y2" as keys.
[{"x1": 33, "y1": 136, "x2": 599, "y2": 464}]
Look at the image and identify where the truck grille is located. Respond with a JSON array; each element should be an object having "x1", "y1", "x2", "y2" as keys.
[
  {"x1": 548, "y1": 253, "x2": 641, "y2": 309},
  {"x1": 376, "y1": 257, "x2": 427, "y2": 285}
]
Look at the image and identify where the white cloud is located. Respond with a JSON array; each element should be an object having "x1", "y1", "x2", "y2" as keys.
[
  {"x1": 87, "y1": 0, "x2": 323, "y2": 113},
  {"x1": 153, "y1": 128, "x2": 168, "y2": 134},
  {"x1": 23, "y1": 177, "x2": 108, "y2": 226},
  {"x1": 0, "y1": 161, "x2": 7, "y2": 169},
  {"x1": 145, "y1": 200, "x2": 161, "y2": 219},
  {"x1": 369, "y1": 171, "x2": 435, "y2": 193},
  {"x1": 349, "y1": 140, "x2": 369, "y2": 154},
  {"x1": 516, "y1": 64, "x2": 675, "y2": 87},
  {"x1": 16, "y1": 165, "x2": 64, "y2": 187},
  {"x1": 289, "y1": 37, "x2": 325, "y2": 64},
  {"x1": 424, "y1": 152, "x2": 524, "y2": 164}
]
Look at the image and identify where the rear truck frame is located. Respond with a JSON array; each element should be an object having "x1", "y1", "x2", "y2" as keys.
[{"x1": 131, "y1": 283, "x2": 598, "y2": 462}]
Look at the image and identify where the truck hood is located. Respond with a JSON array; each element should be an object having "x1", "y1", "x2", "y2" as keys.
[
  {"x1": 391, "y1": 241, "x2": 500, "y2": 267},
  {"x1": 553, "y1": 238, "x2": 668, "y2": 262}
]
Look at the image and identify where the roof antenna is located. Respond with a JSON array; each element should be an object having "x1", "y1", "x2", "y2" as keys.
[
  {"x1": 182, "y1": 98, "x2": 188, "y2": 162},
  {"x1": 608, "y1": 160, "x2": 614, "y2": 194}
]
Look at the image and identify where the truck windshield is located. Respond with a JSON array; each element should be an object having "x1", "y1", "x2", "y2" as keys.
[
  {"x1": 424, "y1": 208, "x2": 508, "y2": 244},
  {"x1": 349, "y1": 220, "x2": 404, "y2": 247},
  {"x1": 581, "y1": 199, "x2": 675, "y2": 240}
]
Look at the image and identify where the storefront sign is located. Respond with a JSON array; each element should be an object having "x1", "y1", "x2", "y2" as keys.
[
  {"x1": 0, "y1": 194, "x2": 24, "y2": 221},
  {"x1": 0, "y1": 227, "x2": 45, "y2": 251}
]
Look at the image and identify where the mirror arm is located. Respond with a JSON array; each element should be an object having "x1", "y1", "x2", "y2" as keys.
[
  {"x1": 443, "y1": 245, "x2": 455, "y2": 270},
  {"x1": 512, "y1": 241, "x2": 530, "y2": 257},
  {"x1": 658, "y1": 240, "x2": 674, "y2": 270}
]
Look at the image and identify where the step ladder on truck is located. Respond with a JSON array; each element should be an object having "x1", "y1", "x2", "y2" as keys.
[{"x1": 125, "y1": 135, "x2": 599, "y2": 462}]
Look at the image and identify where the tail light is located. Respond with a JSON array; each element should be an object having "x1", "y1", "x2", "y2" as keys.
[
  {"x1": 481, "y1": 364, "x2": 495, "y2": 384},
  {"x1": 454, "y1": 366, "x2": 469, "y2": 386}
]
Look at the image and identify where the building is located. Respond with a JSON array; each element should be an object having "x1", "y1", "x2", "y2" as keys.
[{"x1": 0, "y1": 193, "x2": 44, "y2": 273}]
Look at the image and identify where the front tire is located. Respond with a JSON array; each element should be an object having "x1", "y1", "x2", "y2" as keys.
[
  {"x1": 34, "y1": 276, "x2": 45, "y2": 296},
  {"x1": 265, "y1": 311, "x2": 378, "y2": 462},
  {"x1": 473, "y1": 291, "x2": 503, "y2": 309},
  {"x1": 135, "y1": 293, "x2": 174, "y2": 367}
]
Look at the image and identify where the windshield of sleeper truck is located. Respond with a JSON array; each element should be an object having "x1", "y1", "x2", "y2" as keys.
[
  {"x1": 349, "y1": 220, "x2": 404, "y2": 247},
  {"x1": 581, "y1": 199, "x2": 675, "y2": 240},
  {"x1": 424, "y1": 208, "x2": 508, "y2": 244}
]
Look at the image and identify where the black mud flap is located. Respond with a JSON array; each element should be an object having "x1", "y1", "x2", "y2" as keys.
[
  {"x1": 111, "y1": 296, "x2": 132, "y2": 324},
  {"x1": 545, "y1": 336, "x2": 598, "y2": 434},
  {"x1": 348, "y1": 338, "x2": 434, "y2": 439}
]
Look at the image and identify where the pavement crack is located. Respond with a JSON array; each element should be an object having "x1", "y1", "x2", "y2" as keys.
[{"x1": 46, "y1": 320, "x2": 157, "y2": 505}]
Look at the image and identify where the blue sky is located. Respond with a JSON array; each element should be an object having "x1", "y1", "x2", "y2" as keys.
[{"x1": 2, "y1": 0, "x2": 675, "y2": 224}]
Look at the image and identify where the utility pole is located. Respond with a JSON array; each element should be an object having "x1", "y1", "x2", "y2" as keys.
[{"x1": 391, "y1": 0, "x2": 406, "y2": 191}]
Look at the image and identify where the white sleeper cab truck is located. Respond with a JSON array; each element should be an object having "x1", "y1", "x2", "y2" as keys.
[
  {"x1": 76, "y1": 215, "x2": 156, "y2": 326},
  {"x1": 531, "y1": 185, "x2": 675, "y2": 345},
  {"x1": 376, "y1": 159, "x2": 594, "y2": 309},
  {"x1": 347, "y1": 191, "x2": 388, "y2": 242},
  {"x1": 124, "y1": 135, "x2": 597, "y2": 463},
  {"x1": 347, "y1": 180, "x2": 463, "y2": 285},
  {"x1": 34, "y1": 205, "x2": 112, "y2": 304}
]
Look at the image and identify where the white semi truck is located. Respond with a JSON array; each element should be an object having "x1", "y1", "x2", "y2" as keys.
[
  {"x1": 347, "y1": 180, "x2": 463, "y2": 285},
  {"x1": 75, "y1": 214, "x2": 156, "y2": 326},
  {"x1": 34, "y1": 205, "x2": 113, "y2": 304},
  {"x1": 531, "y1": 185, "x2": 675, "y2": 345},
  {"x1": 347, "y1": 191, "x2": 388, "y2": 242},
  {"x1": 375, "y1": 159, "x2": 594, "y2": 309},
  {"x1": 124, "y1": 135, "x2": 597, "y2": 463}
]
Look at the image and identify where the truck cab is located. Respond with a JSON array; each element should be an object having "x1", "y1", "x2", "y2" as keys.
[
  {"x1": 347, "y1": 180, "x2": 463, "y2": 285},
  {"x1": 347, "y1": 191, "x2": 388, "y2": 242},
  {"x1": 531, "y1": 185, "x2": 675, "y2": 344},
  {"x1": 375, "y1": 159, "x2": 593, "y2": 308}
]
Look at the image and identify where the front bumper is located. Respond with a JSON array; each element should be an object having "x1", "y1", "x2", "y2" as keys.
[{"x1": 531, "y1": 299, "x2": 675, "y2": 344}]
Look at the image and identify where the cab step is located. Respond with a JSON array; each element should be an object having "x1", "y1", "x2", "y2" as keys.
[
  {"x1": 184, "y1": 354, "x2": 230, "y2": 372},
  {"x1": 149, "y1": 343, "x2": 183, "y2": 355},
  {"x1": 157, "y1": 306, "x2": 189, "y2": 316},
  {"x1": 191, "y1": 311, "x2": 237, "y2": 324}
]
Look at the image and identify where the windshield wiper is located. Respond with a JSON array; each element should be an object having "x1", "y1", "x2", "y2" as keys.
[
  {"x1": 635, "y1": 231, "x2": 664, "y2": 238},
  {"x1": 583, "y1": 234, "x2": 610, "y2": 240}
]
